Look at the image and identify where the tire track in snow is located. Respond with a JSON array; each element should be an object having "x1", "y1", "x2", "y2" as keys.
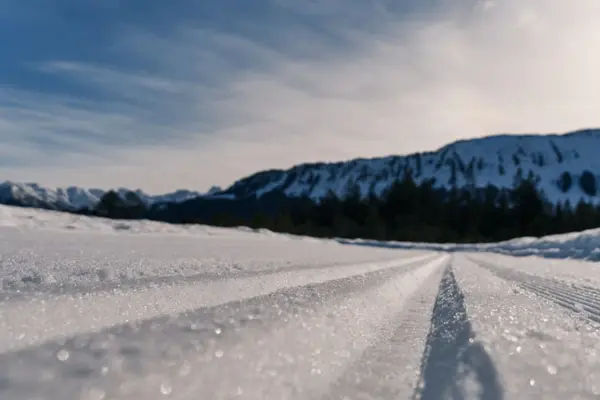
[
  {"x1": 471, "y1": 257, "x2": 600, "y2": 325},
  {"x1": 0, "y1": 254, "x2": 448, "y2": 400}
]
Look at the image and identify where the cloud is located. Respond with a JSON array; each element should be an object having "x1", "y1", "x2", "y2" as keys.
[
  {"x1": 37, "y1": 61, "x2": 187, "y2": 95},
  {"x1": 1, "y1": 0, "x2": 600, "y2": 193},
  {"x1": 208, "y1": 0, "x2": 600, "y2": 156}
]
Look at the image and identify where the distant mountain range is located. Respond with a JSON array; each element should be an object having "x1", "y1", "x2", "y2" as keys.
[
  {"x1": 3, "y1": 129, "x2": 600, "y2": 213},
  {"x1": 0, "y1": 181, "x2": 223, "y2": 211}
]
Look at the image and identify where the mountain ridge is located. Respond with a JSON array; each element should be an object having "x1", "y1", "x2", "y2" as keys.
[
  {"x1": 3, "y1": 128, "x2": 600, "y2": 212},
  {"x1": 222, "y1": 128, "x2": 600, "y2": 205},
  {"x1": 0, "y1": 181, "x2": 219, "y2": 212}
]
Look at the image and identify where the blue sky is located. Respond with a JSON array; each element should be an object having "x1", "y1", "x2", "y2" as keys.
[{"x1": 1, "y1": 0, "x2": 599, "y2": 193}]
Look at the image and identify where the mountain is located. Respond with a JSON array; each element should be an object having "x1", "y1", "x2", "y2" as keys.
[
  {"x1": 0, "y1": 181, "x2": 212, "y2": 212},
  {"x1": 221, "y1": 129, "x2": 600, "y2": 205},
  {"x1": 5, "y1": 129, "x2": 600, "y2": 214}
]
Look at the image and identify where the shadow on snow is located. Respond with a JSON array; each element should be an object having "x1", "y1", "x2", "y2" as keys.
[{"x1": 412, "y1": 266, "x2": 503, "y2": 400}]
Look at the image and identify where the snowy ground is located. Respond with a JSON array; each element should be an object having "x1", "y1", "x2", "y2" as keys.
[
  {"x1": 2, "y1": 206, "x2": 600, "y2": 399},
  {"x1": 339, "y1": 227, "x2": 600, "y2": 262}
]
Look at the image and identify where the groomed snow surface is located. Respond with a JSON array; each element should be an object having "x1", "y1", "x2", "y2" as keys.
[{"x1": 2, "y1": 205, "x2": 600, "y2": 399}]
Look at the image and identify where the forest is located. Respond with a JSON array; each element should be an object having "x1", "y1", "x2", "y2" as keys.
[{"x1": 89, "y1": 171, "x2": 600, "y2": 244}]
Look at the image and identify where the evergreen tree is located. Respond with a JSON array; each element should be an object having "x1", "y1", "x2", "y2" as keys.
[
  {"x1": 511, "y1": 178, "x2": 544, "y2": 235},
  {"x1": 415, "y1": 154, "x2": 423, "y2": 177},
  {"x1": 95, "y1": 191, "x2": 123, "y2": 218},
  {"x1": 579, "y1": 170, "x2": 597, "y2": 196},
  {"x1": 557, "y1": 171, "x2": 573, "y2": 193},
  {"x1": 89, "y1": 167, "x2": 600, "y2": 244},
  {"x1": 512, "y1": 154, "x2": 520, "y2": 166}
]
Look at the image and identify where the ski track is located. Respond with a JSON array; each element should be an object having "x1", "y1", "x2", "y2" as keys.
[
  {"x1": 0, "y1": 228, "x2": 427, "y2": 296},
  {"x1": 0, "y1": 253, "x2": 434, "y2": 302},
  {"x1": 0, "y1": 253, "x2": 437, "y2": 354},
  {"x1": 322, "y1": 261, "x2": 446, "y2": 400},
  {"x1": 5, "y1": 226, "x2": 600, "y2": 399},
  {"x1": 458, "y1": 255, "x2": 600, "y2": 399},
  {"x1": 0, "y1": 254, "x2": 449, "y2": 400},
  {"x1": 471, "y1": 256, "x2": 600, "y2": 325}
]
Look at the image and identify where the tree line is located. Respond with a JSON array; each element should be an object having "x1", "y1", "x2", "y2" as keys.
[{"x1": 88, "y1": 173, "x2": 600, "y2": 243}]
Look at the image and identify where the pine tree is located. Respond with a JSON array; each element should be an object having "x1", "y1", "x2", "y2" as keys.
[
  {"x1": 511, "y1": 178, "x2": 544, "y2": 235},
  {"x1": 414, "y1": 154, "x2": 423, "y2": 177},
  {"x1": 579, "y1": 170, "x2": 597, "y2": 196},
  {"x1": 557, "y1": 171, "x2": 572, "y2": 193}
]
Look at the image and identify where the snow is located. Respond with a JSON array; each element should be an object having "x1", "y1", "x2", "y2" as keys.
[
  {"x1": 339, "y1": 225, "x2": 600, "y2": 263},
  {"x1": 224, "y1": 129, "x2": 600, "y2": 205},
  {"x1": 452, "y1": 255, "x2": 600, "y2": 399},
  {"x1": 0, "y1": 181, "x2": 206, "y2": 211},
  {"x1": 3, "y1": 204, "x2": 600, "y2": 398},
  {"x1": 0, "y1": 206, "x2": 424, "y2": 293},
  {"x1": 478, "y1": 228, "x2": 600, "y2": 261},
  {"x1": 6, "y1": 129, "x2": 600, "y2": 212}
]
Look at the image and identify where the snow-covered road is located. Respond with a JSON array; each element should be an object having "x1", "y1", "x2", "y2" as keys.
[{"x1": 2, "y1": 211, "x2": 600, "y2": 399}]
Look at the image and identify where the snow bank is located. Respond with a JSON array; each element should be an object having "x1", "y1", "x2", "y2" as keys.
[
  {"x1": 339, "y1": 229, "x2": 600, "y2": 262},
  {"x1": 479, "y1": 229, "x2": 600, "y2": 261},
  {"x1": 0, "y1": 204, "x2": 257, "y2": 237},
  {"x1": 0, "y1": 205, "x2": 344, "y2": 246}
]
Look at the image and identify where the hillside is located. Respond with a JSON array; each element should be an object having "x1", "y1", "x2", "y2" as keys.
[
  {"x1": 4, "y1": 129, "x2": 600, "y2": 212},
  {"x1": 222, "y1": 129, "x2": 600, "y2": 205}
]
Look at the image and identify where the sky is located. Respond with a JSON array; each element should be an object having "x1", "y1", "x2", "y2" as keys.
[{"x1": 1, "y1": 0, "x2": 600, "y2": 194}]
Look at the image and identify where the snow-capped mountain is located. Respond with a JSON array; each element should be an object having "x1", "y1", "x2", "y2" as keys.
[
  {"x1": 222, "y1": 129, "x2": 600, "y2": 205},
  {"x1": 6, "y1": 128, "x2": 600, "y2": 213},
  {"x1": 0, "y1": 181, "x2": 211, "y2": 211}
]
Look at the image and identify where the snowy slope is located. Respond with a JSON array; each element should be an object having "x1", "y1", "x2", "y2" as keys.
[
  {"x1": 3, "y1": 206, "x2": 600, "y2": 398},
  {"x1": 479, "y1": 228, "x2": 600, "y2": 261},
  {"x1": 0, "y1": 181, "x2": 212, "y2": 211},
  {"x1": 5, "y1": 129, "x2": 600, "y2": 212},
  {"x1": 340, "y1": 225, "x2": 600, "y2": 262},
  {"x1": 224, "y1": 128, "x2": 600, "y2": 204},
  {"x1": 0, "y1": 203, "x2": 248, "y2": 235}
]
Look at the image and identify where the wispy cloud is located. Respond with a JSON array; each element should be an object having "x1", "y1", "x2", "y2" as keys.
[
  {"x1": 37, "y1": 61, "x2": 188, "y2": 95},
  {"x1": 1, "y1": 0, "x2": 599, "y2": 192}
]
